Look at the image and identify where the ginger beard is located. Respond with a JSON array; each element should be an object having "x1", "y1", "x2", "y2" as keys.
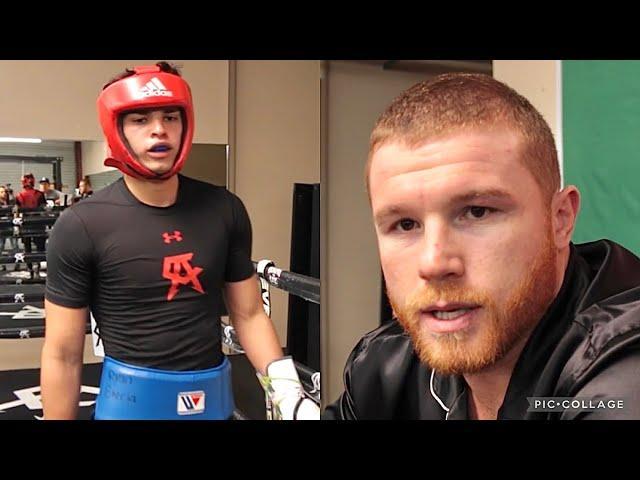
[{"x1": 389, "y1": 224, "x2": 558, "y2": 376}]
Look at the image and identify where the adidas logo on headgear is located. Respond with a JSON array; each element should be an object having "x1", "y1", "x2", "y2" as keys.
[{"x1": 138, "y1": 77, "x2": 174, "y2": 98}]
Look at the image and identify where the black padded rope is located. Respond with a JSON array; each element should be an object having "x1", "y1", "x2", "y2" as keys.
[
  {"x1": 253, "y1": 260, "x2": 320, "y2": 305},
  {"x1": 0, "y1": 253, "x2": 47, "y2": 265}
]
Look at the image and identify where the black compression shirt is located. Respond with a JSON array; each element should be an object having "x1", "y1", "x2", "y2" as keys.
[{"x1": 45, "y1": 175, "x2": 254, "y2": 370}]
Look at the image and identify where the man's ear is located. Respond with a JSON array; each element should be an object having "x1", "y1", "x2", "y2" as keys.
[{"x1": 551, "y1": 185, "x2": 581, "y2": 248}]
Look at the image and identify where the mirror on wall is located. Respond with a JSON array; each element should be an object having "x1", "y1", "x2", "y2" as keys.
[{"x1": 0, "y1": 140, "x2": 228, "y2": 202}]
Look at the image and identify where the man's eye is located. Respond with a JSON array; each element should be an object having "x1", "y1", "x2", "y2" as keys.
[
  {"x1": 397, "y1": 219, "x2": 417, "y2": 231},
  {"x1": 463, "y1": 206, "x2": 495, "y2": 220}
]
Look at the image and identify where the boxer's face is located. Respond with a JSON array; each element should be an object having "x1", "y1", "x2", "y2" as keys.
[
  {"x1": 369, "y1": 129, "x2": 559, "y2": 375},
  {"x1": 122, "y1": 107, "x2": 183, "y2": 175}
]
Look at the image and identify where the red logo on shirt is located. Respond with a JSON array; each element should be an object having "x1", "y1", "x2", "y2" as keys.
[
  {"x1": 162, "y1": 253, "x2": 205, "y2": 301},
  {"x1": 162, "y1": 231, "x2": 183, "y2": 244}
]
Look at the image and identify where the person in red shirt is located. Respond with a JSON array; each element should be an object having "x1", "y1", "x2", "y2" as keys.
[
  {"x1": 15, "y1": 173, "x2": 46, "y2": 266},
  {"x1": 15, "y1": 173, "x2": 45, "y2": 210}
]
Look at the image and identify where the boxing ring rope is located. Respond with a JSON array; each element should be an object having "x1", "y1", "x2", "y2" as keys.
[
  {"x1": 0, "y1": 278, "x2": 46, "y2": 286},
  {"x1": 0, "y1": 205, "x2": 66, "y2": 215},
  {"x1": 0, "y1": 216, "x2": 59, "y2": 228},
  {"x1": 0, "y1": 253, "x2": 47, "y2": 265},
  {"x1": 0, "y1": 205, "x2": 55, "y2": 339},
  {"x1": 222, "y1": 259, "x2": 321, "y2": 408},
  {"x1": 0, "y1": 321, "x2": 92, "y2": 340},
  {"x1": 254, "y1": 259, "x2": 320, "y2": 305}
]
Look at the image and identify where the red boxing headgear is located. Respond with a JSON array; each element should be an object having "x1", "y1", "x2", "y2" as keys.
[
  {"x1": 96, "y1": 65, "x2": 194, "y2": 180},
  {"x1": 22, "y1": 173, "x2": 35, "y2": 188}
]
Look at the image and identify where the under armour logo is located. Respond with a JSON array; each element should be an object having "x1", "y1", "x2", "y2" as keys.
[
  {"x1": 162, "y1": 231, "x2": 183, "y2": 244},
  {"x1": 14, "y1": 293, "x2": 25, "y2": 303},
  {"x1": 14, "y1": 253, "x2": 25, "y2": 263},
  {"x1": 12, "y1": 217, "x2": 23, "y2": 226},
  {"x1": 162, "y1": 253, "x2": 205, "y2": 301}
]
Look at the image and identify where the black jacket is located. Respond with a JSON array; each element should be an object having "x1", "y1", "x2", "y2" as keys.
[{"x1": 323, "y1": 240, "x2": 640, "y2": 420}]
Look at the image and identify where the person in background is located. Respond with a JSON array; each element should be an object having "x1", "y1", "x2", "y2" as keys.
[
  {"x1": 0, "y1": 184, "x2": 17, "y2": 263},
  {"x1": 73, "y1": 176, "x2": 94, "y2": 203},
  {"x1": 39, "y1": 177, "x2": 63, "y2": 206}
]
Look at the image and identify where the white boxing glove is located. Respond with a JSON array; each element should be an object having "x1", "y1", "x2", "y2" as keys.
[{"x1": 257, "y1": 356, "x2": 320, "y2": 420}]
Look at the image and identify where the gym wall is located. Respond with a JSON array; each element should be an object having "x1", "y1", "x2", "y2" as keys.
[
  {"x1": 233, "y1": 60, "x2": 321, "y2": 343},
  {"x1": 0, "y1": 60, "x2": 229, "y2": 144},
  {"x1": 323, "y1": 61, "x2": 437, "y2": 405},
  {"x1": 0, "y1": 140, "x2": 77, "y2": 194}
]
